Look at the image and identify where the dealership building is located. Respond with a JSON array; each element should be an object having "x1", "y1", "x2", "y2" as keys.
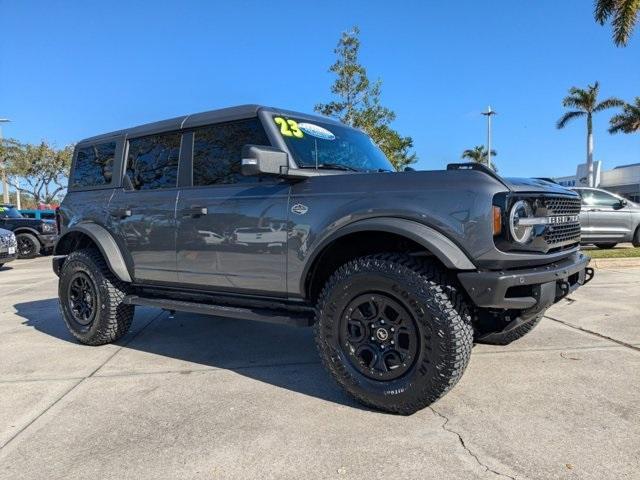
[{"x1": 554, "y1": 161, "x2": 640, "y2": 203}]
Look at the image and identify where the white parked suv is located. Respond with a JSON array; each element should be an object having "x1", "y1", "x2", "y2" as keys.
[{"x1": 572, "y1": 187, "x2": 640, "y2": 248}]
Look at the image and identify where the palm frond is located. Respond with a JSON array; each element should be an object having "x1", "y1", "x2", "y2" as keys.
[
  {"x1": 594, "y1": 0, "x2": 616, "y2": 24},
  {"x1": 556, "y1": 110, "x2": 585, "y2": 129},
  {"x1": 608, "y1": 97, "x2": 640, "y2": 133},
  {"x1": 612, "y1": 0, "x2": 640, "y2": 46},
  {"x1": 594, "y1": 97, "x2": 625, "y2": 112}
]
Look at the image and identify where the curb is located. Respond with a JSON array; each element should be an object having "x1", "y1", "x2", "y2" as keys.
[{"x1": 589, "y1": 257, "x2": 640, "y2": 269}]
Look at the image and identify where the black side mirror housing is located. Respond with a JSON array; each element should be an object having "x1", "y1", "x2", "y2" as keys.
[
  {"x1": 618, "y1": 199, "x2": 628, "y2": 208},
  {"x1": 241, "y1": 145, "x2": 289, "y2": 177}
]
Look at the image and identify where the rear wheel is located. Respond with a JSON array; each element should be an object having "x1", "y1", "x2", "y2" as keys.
[
  {"x1": 314, "y1": 254, "x2": 473, "y2": 415},
  {"x1": 16, "y1": 233, "x2": 40, "y2": 259},
  {"x1": 594, "y1": 243, "x2": 617, "y2": 249},
  {"x1": 633, "y1": 227, "x2": 640, "y2": 248},
  {"x1": 59, "y1": 248, "x2": 134, "y2": 345}
]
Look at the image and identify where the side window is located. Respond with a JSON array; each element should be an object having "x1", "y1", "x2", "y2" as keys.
[
  {"x1": 126, "y1": 132, "x2": 181, "y2": 190},
  {"x1": 71, "y1": 142, "x2": 116, "y2": 188},
  {"x1": 192, "y1": 118, "x2": 270, "y2": 186},
  {"x1": 582, "y1": 189, "x2": 621, "y2": 208}
]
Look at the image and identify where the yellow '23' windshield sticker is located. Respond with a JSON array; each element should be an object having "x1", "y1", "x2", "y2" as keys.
[{"x1": 274, "y1": 117, "x2": 304, "y2": 138}]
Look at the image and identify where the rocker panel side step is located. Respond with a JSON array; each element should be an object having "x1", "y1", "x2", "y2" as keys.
[{"x1": 123, "y1": 295, "x2": 313, "y2": 327}]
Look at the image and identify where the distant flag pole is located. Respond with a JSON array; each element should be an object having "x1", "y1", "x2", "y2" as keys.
[{"x1": 481, "y1": 106, "x2": 497, "y2": 169}]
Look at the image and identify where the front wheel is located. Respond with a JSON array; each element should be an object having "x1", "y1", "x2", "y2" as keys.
[
  {"x1": 16, "y1": 233, "x2": 40, "y2": 259},
  {"x1": 59, "y1": 248, "x2": 134, "y2": 345},
  {"x1": 314, "y1": 254, "x2": 473, "y2": 415}
]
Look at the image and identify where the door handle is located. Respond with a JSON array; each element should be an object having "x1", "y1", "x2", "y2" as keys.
[
  {"x1": 111, "y1": 208, "x2": 132, "y2": 218},
  {"x1": 183, "y1": 206, "x2": 208, "y2": 217},
  {"x1": 588, "y1": 208, "x2": 601, "y2": 212}
]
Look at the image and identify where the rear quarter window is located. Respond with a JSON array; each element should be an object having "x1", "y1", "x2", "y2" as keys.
[{"x1": 70, "y1": 142, "x2": 116, "y2": 188}]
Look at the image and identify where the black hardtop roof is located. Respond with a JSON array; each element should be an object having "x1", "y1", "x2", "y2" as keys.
[{"x1": 76, "y1": 104, "x2": 345, "y2": 146}]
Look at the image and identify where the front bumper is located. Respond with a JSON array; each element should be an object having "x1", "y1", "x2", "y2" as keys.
[
  {"x1": 0, "y1": 247, "x2": 18, "y2": 265},
  {"x1": 38, "y1": 233, "x2": 58, "y2": 249},
  {"x1": 458, "y1": 252, "x2": 593, "y2": 310}
]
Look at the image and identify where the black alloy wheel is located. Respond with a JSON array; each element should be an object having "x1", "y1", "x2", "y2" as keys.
[
  {"x1": 67, "y1": 272, "x2": 98, "y2": 327},
  {"x1": 17, "y1": 234, "x2": 39, "y2": 259},
  {"x1": 340, "y1": 293, "x2": 419, "y2": 381}
]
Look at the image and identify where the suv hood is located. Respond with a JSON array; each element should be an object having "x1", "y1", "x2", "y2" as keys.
[{"x1": 502, "y1": 177, "x2": 577, "y2": 196}]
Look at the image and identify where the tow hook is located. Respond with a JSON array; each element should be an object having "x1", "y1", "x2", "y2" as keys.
[{"x1": 584, "y1": 267, "x2": 595, "y2": 285}]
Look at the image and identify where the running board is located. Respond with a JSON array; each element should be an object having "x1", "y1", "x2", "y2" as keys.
[{"x1": 123, "y1": 295, "x2": 314, "y2": 327}]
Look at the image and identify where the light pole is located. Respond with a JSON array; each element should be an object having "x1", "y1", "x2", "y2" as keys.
[
  {"x1": 0, "y1": 119, "x2": 10, "y2": 204},
  {"x1": 481, "y1": 106, "x2": 496, "y2": 169}
]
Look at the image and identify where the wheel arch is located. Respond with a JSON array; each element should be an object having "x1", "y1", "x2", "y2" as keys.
[
  {"x1": 55, "y1": 223, "x2": 132, "y2": 283},
  {"x1": 301, "y1": 217, "x2": 476, "y2": 301},
  {"x1": 13, "y1": 227, "x2": 41, "y2": 237}
]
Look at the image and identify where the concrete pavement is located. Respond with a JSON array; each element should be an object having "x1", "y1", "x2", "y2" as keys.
[{"x1": 0, "y1": 257, "x2": 638, "y2": 479}]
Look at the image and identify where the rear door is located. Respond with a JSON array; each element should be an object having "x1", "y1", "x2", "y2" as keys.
[
  {"x1": 107, "y1": 131, "x2": 182, "y2": 283},
  {"x1": 175, "y1": 117, "x2": 289, "y2": 295},
  {"x1": 580, "y1": 188, "x2": 632, "y2": 242}
]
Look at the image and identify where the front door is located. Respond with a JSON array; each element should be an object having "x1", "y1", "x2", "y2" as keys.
[
  {"x1": 175, "y1": 118, "x2": 289, "y2": 295},
  {"x1": 580, "y1": 188, "x2": 632, "y2": 242},
  {"x1": 107, "y1": 131, "x2": 182, "y2": 283}
]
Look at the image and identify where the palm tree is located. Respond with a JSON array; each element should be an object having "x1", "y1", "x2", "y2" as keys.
[
  {"x1": 556, "y1": 82, "x2": 623, "y2": 187},
  {"x1": 609, "y1": 97, "x2": 640, "y2": 134},
  {"x1": 462, "y1": 146, "x2": 498, "y2": 171},
  {"x1": 595, "y1": 0, "x2": 640, "y2": 47}
]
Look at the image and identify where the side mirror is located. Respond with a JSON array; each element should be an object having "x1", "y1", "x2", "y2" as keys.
[
  {"x1": 241, "y1": 145, "x2": 289, "y2": 177},
  {"x1": 618, "y1": 199, "x2": 628, "y2": 209},
  {"x1": 404, "y1": 166, "x2": 416, "y2": 172}
]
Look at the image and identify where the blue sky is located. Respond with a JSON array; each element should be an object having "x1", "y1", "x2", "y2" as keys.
[{"x1": 1, "y1": 0, "x2": 638, "y2": 178}]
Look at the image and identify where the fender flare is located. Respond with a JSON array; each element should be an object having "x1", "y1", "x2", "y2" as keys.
[
  {"x1": 55, "y1": 223, "x2": 132, "y2": 283},
  {"x1": 301, "y1": 217, "x2": 476, "y2": 294},
  {"x1": 13, "y1": 227, "x2": 41, "y2": 237}
]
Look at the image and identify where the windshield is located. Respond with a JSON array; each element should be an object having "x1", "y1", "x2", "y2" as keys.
[
  {"x1": 271, "y1": 115, "x2": 394, "y2": 172},
  {"x1": 0, "y1": 206, "x2": 23, "y2": 219}
]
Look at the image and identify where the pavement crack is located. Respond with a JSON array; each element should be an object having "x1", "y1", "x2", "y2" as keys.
[
  {"x1": 545, "y1": 315, "x2": 640, "y2": 352},
  {"x1": 429, "y1": 407, "x2": 516, "y2": 480}
]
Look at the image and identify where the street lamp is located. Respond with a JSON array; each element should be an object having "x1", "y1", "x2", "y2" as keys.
[
  {"x1": 481, "y1": 106, "x2": 497, "y2": 169},
  {"x1": 0, "y1": 119, "x2": 10, "y2": 204}
]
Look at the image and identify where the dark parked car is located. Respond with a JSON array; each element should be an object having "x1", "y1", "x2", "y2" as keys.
[
  {"x1": 571, "y1": 187, "x2": 640, "y2": 249},
  {"x1": 0, "y1": 204, "x2": 58, "y2": 258},
  {"x1": 53, "y1": 105, "x2": 593, "y2": 414},
  {"x1": 0, "y1": 227, "x2": 17, "y2": 267}
]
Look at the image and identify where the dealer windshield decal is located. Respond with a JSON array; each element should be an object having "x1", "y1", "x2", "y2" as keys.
[
  {"x1": 273, "y1": 117, "x2": 304, "y2": 138},
  {"x1": 298, "y1": 122, "x2": 335, "y2": 140}
]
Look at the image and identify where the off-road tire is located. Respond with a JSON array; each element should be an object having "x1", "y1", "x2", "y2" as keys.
[
  {"x1": 59, "y1": 248, "x2": 134, "y2": 345},
  {"x1": 633, "y1": 227, "x2": 640, "y2": 248},
  {"x1": 594, "y1": 243, "x2": 617, "y2": 249},
  {"x1": 16, "y1": 233, "x2": 40, "y2": 259},
  {"x1": 475, "y1": 313, "x2": 544, "y2": 346},
  {"x1": 314, "y1": 253, "x2": 474, "y2": 415}
]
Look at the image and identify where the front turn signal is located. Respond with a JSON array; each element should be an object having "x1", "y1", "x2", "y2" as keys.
[{"x1": 492, "y1": 206, "x2": 502, "y2": 236}]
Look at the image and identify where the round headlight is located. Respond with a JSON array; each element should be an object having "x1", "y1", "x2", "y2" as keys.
[{"x1": 509, "y1": 200, "x2": 534, "y2": 244}]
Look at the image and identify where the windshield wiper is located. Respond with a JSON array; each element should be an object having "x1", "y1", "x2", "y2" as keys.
[{"x1": 302, "y1": 163, "x2": 361, "y2": 172}]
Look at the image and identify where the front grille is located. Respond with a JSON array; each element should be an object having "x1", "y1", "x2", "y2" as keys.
[
  {"x1": 542, "y1": 197, "x2": 581, "y2": 216},
  {"x1": 0, "y1": 233, "x2": 16, "y2": 248},
  {"x1": 544, "y1": 222, "x2": 581, "y2": 246},
  {"x1": 539, "y1": 196, "x2": 581, "y2": 249}
]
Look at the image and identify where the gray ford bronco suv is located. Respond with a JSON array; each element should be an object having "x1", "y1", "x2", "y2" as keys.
[{"x1": 54, "y1": 105, "x2": 593, "y2": 414}]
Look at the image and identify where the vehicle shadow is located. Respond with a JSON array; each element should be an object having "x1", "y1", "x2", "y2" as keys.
[{"x1": 15, "y1": 298, "x2": 363, "y2": 411}]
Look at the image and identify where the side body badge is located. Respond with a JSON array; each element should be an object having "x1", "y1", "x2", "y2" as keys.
[{"x1": 291, "y1": 203, "x2": 309, "y2": 215}]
